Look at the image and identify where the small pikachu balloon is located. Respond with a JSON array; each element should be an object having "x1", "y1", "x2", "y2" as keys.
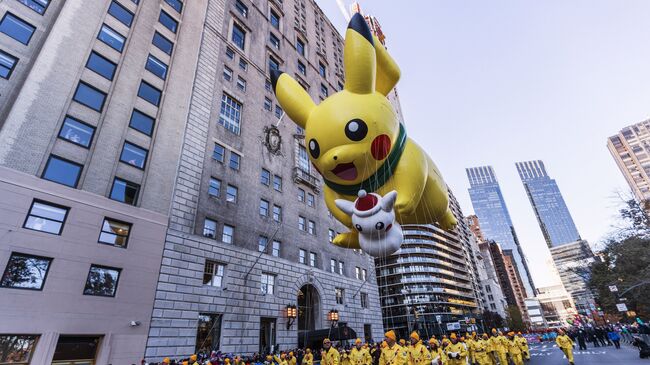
[{"x1": 271, "y1": 13, "x2": 456, "y2": 252}]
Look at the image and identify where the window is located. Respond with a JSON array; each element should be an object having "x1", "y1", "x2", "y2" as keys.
[
  {"x1": 0, "y1": 335, "x2": 38, "y2": 363},
  {"x1": 86, "y1": 51, "x2": 117, "y2": 80},
  {"x1": 271, "y1": 240, "x2": 280, "y2": 257},
  {"x1": 274, "y1": 105, "x2": 282, "y2": 119},
  {"x1": 236, "y1": 76, "x2": 246, "y2": 92},
  {"x1": 235, "y1": 0, "x2": 248, "y2": 17},
  {"x1": 222, "y1": 224, "x2": 234, "y2": 243},
  {"x1": 229, "y1": 151, "x2": 241, "y2": 170},
  {"x1": 159, "y1": 10, "x2": 178, "y2": 33},
  {"x1": 146, "y1": 54, "x2": 168, "y2": 80},
  {"x1": 73, "y1": 82, "x2": 106, "y2": 112},
  {"x1": 486, "y1": 285, "x2": 492, "y2": 293},
  {"x1": 265, "y1": 79, "x2": 272, "y2": 92},
  {"x1": 98, "y1": 24, "x2": 125, "y2": 52},
  {"x1": 58, "y1": 116, "x2": 95, "y2": 148},
  {"x1": 272, "y1": 205, "x2": 281, "y2": 222},
  {"x1": 108, "y1": 1, "x2": 134, "y2": 27},
  {"x1": 129, "y1": 109, "x2": 155, "y2": 136},
  {"x1": 223, "y1": 65, "x2": 233, "y2": 81},
  {"x1": 330, "y1": 259, "x2": 336, "y2": 273},
  {"x1": 308, "y1": 220, "x2": 315, "y2": 235},
  {"x1": 0, "y1": 13, "x2": 35, "y2": 45},
  {"x1": 261, "y1": 169, "x2": 270, "y2": 185},
  {"x1": 298, "y1": 216, "x2": 306, "y2": 231},
  {"x1": 0, "y1": 50, "x2": 18, "y2": 79},
  {"x1": 298, "y1": 145, "x2": 310, "y2": 172},
  {"x1": 258, "y1": 236, "x2": 268, "y2": 252},
  {"x1": 153, "y1": 31, "x2": 174, "y2": 55},
  {"x1": 264, "y1": 97, "x2": 272, "y2": 111},
  {"x1": 307, "y1": 193, "x2": 315, "y2": 207},
  {"x1": 110, "y1": 178, "x2": 140, "y2": 205},
  {"x1": 226, "y1": 185, "x2": 238, "y2": 203},
  {"x1": 268, "y1": 56, "x2": 279, "y2": 72},
  {"x1": 239, "y1": 58, "x2": 247, "y2": 70},
  {"x1": 297, "y1": 61, "x2": 306, "y2": 75},
  {"x1": 296, "y1": 38, "x2": 305, "y2": 56},
  {"x1": 83, "y1": 265, "x2": 121, "y2": 297},
  {"x1": 17, "y1": 0, "x2": 50, "y2": 14},
  {"x1": 42, "y1": 155, "x2": 82, "y2": 188},
  {"x1": 203, "y1": 261, "x2": 224, "y2": 287},
  {"x1": 362, "y1": 269, "x2": 367, "y2": 281},
  {"x1": 355, "y1": 267, "x2": 361, "y2": 280},
  {"x1": 360, "y1": 292, "x2": 369, "y2": 309},
  {"x1": 203, "y1": 218, "x2": 217, "y2": 238},
  {"x1": 260, "y1": 273, "x2": 275, "y2": 294},
  {"x1": 338, "y1": 261, "x2": 344, "y2": 275},
  {"x1": 120, "y1": 142, "x2": 148, "y2": 169},
  {"x1": 196, "y1": 313, "x2": 222, "y2": 353},
  {"x1": 1, "y1": 253, "x2": 52, "y2": 290},
  {"x1": 488, "y1": 294, "x2": 494, "y2": 301},
  {"x1": 335, "y1": 287, "x2": 344, "y2": 304},
  {"x1": 320, "y1": 83, "x2": 328, "y2": 97},
  {"x1": 208, "y1": 177, "x2": 221, "y2": 197},
  {"x1": 273, "y1": 175, "x2": 282, "y2": 191},
  {"x1": 299, "y1": 249, "x2": 306, "y2": 264},
  {"x1": 328, "y1": 229, "x2": 335, "y2": 243},
  {"x1": 490, "y1": 303, "x2": 497, "y2": 310},
  {"x1": 98, "y1": 218, "x2": 131, "y2": 247},
  {"x1": 219, "y1": 94, "x2": 242, "y2": 134},
  {"x1": 319, "y1": 62, "x2": 326, "y2": 78},
  {"x1": 297, "y1": 188, "x2": 305, "y2": 202},
  {"x1": 309, "y1": 252, "x2": 316, "y2": 267},
  {"x1": 269, "y1": 10, "x2": 280, "y2": 29},
  {"x1": 231, "y1": 23, "x2": 246, "y2": 50},
  {"x1": 164, "y1": 0, "x2": 183, "y2": 13},
  {"x1": 259, "y1": 199, "x2": 269, "y2": 216},
  {"x1": 23, "y1": 200, "x2": 68, "y2": 235},
  {"x1": 269, "y1": 33, "x2": 280, "y2": 49},
  {"x1": 213, "y1": 143, "x2": 225, "y2": 162},
  {"x1": 226, "y1": 47, "x2": 235, "y2": 60},
  {"x1": 138, "y1": 81, "x2": 162, "y2": 106},
  {"x1": 338, "y1": 82, "x2": 344, "y2": 91}
]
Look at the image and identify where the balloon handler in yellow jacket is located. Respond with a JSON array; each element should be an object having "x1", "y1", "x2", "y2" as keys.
[
  {"x1": 555, "y1": 329, "x2": 575, "y2": 365},
  {"x1": 506, "y1": 332, "x2": 524, "y2": 365},
  {"x1": 351, "y1": 338, "x2": 372, "y2": 365},
  {"x1": 515, "y1": 332, "x2": 530, "y2": 361},
  {"x1": 380, "y1": 330, "x2": 408, "y2": 365},
  {"x1": 303, "y1": 349, "x2": 314, "y2": 365},
  {"x1": 471, "y1": 334, "x2": 493, "y2": 365},
  {"x1": 271, "y1": 13, "x2": 456, "y2": 258},
  {"x1": 444, "y1": 334, "x2": 467, "y2": 365},
  {"x1": 407, "y1": 332, "x2": 431, "y2": 365},
  {"x1": 322, "y1": 338, "x2": 341, "y2": 365}
]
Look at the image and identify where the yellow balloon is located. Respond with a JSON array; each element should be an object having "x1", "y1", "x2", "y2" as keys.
[{"x1": 271, "y1": 13, "x2": 456, "y2": 254}]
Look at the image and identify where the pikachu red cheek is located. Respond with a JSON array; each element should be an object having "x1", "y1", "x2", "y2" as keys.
[{"x1": 371, "y1": 134, "x2": 391, "y2": 160}]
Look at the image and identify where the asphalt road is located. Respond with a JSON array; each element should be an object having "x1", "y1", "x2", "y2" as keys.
[{"x1": 528, "y1": 341, "x2": 648, "y2": 364}]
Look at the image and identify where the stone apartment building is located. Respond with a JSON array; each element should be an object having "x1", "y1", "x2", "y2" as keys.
[{"x1": 0, "y1": 0, "x2": 383, "y2": 363}]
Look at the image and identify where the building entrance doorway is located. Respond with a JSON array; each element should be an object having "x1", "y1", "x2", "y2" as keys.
[
  {"x1": 260, "y1": 317, "x2": 277, "y2": 354},
  {"x1": 297, "y1": 284, "x2": 320, "y2": 348}
]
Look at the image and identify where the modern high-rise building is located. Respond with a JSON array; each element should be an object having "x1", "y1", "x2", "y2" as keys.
[
  {"x1": 608, "y1": 120, "x2": 650, "y2": 208},
  {"x1": 0, "y1": 0, "x2": 194, "y2": 363},
  {"x1": 549, "y1": 240, "x2": 596, "y2": 316},
  {"x1": 536, "y1": 285, "x2": 577, "y2": 327},
  {"x1": 466, "y1": 166, "x2": 536, "y2": 297},
  {"x1": 515, "y1": 160, "x2": 581, "y2": 247}
]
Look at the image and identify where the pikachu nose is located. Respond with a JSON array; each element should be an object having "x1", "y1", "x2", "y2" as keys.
[{"x1": 333, "y1": 155, "x2": 338, "y2": 161}]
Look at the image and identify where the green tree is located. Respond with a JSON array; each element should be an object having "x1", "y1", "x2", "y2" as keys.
[{"x1": 506, "y1": 305, "x2": 524, "y2": 331}]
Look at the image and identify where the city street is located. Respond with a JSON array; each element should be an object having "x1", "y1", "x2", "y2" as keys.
[{"x1": 528, "y1": 342, "x2": 648, "y2": 364}]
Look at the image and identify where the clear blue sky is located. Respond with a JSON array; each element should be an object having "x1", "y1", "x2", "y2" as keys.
[{"x1": 315, "y1": 0, "x2": 645, "y2": 286}]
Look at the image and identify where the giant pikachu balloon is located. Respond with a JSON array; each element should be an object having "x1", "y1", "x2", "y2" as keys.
[{"x1": 271, "y1": 13, "x2": 456, "y2": 256}]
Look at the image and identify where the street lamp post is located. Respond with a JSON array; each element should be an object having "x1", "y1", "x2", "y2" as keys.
[{"x1": 286, "y1": 304, "x2": 297, "y2": 330}]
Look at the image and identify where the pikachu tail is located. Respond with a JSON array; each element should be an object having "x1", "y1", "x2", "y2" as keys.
[{"x1": 439, "y1": 209, "x2": 457, "y2": 231}]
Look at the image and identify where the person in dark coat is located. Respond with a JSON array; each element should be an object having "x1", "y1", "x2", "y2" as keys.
[{"x1": 576, "y1": 329, "x2": 588, "y2": 350}]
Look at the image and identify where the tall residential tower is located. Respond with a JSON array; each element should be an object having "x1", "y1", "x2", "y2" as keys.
[{"x1": 608, "y1": 120, "x2": 650, "y2": 209}]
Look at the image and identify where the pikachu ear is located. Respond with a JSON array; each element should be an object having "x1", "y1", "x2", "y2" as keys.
[
  {"x1": 271, "y1": 69, "x2": 315, "y2": 129},
  {"x1": 373, "y1": 35, "x2": 401, "y2": 96},
  {"x1": 344, "y1": 13, "x2": 376, "y2": 94}
]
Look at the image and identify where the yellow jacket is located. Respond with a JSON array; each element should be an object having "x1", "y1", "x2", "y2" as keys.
[
  {"x1": 494, "y1": 336, "x2": 508, "y2": 353},
  {"x1": 470, "y1": 339, "x2": 490, "y2": 364},
  {"x1": 556, "y1": 335, "x2": 573, "y2": 349},
  {"x1": 350, "y1": 347, "x2": 372, "y2": 365},
  {"x1": 506, "y1": 339, "x2": 523, "y2": 356},
  {"x1": 303, "y1": 353, "x2": 314, "y2": 365},
  {"x1": 341, "y1": 352, "x2": 351, "y2": 365},
  {"x1": 408, "y1": 342, "x2": 431, "y2": 365},
  {"x1": 515, "y1": 336, "x2": 529, "y2": 351},
  {"x1": 443, "y1": 342, "x2": 467, "y2": 365},
  {"x1": 322, "y1": 348, "x2": 340, "y2": 365},
  {"x1": 487, "y1": 336, "x2": 500, "y2": 353},
  {"x1": 379, "y1": 344, "x2": 408, "y2": 365}
]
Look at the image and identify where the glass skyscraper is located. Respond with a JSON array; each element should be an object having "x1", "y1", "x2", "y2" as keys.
[
  {"x1": 466, "y1": 166, "x2": 536, "y2": 297},
  {"x1": 515, "y1": 160, "x2": 581, "y2": 248}
]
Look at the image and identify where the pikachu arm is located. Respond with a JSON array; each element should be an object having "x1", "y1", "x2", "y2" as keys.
[
  {"x1": 389, "y1": 140, "x2": 427, "y2": 216},
  {"x1": 324, "y1": 186, "x2": 361, "y2": 249}
]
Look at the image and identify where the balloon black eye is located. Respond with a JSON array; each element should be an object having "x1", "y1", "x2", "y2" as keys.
[
  {"x1": 309, "y1": 139, "x2": 320, "y2": 158},
  {"x1": 355, "y1": 224, "x2": 363, "y2": 232},
  {"x1": 345, "y1": 119, "x2": 368, "y2": 141},
  {"x1": 375, "y1": 222, "x2": 385, "y2": 230}
]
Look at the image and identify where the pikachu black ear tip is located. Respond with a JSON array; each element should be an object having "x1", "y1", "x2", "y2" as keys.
[
  {"x1": 347, "y1": 12, "x2": 374, "y2": 46},
  {"x1": 270, "y1": 69, "x2": 284, "y2": 94}
]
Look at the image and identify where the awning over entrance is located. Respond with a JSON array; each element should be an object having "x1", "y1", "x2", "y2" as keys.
[{"x1": 301, "y1": 324, "x2": 358, "y2": 351}]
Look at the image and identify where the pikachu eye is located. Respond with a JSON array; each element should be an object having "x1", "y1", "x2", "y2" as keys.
[
  {"x1": 345, "y1": 119, "x2": 368, "y2": 141},
  {"x1": 309, "y1": 139, "x2": 320, "y2": 159}
]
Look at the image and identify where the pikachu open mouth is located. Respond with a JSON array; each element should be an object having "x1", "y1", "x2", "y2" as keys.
[{"x1": 331, "y1": 162, "x2": 358, "y2": 181}]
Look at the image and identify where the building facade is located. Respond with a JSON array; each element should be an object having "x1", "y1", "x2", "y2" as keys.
[
  {"x1": 143, "y1": 0, "x2": 384, "y2": 361},
  {"x1": 515, "y1": 160, "x2": 581, "y2": 247},
  {"x1": 536, "y1": 285, "x2": 577, "y2": 328},
  {"x1": 466, "y1": 166, "x2": 536, "y2": 298},
  {"x1": 549, "y1": 240, "x2": 596, "y2": 316},
  {"x1": 0, "y1": 0, "x2": 199, "y2": 363},
  {"x1": 608, "y1": 120, "x2": 650, "y2": 208}
]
